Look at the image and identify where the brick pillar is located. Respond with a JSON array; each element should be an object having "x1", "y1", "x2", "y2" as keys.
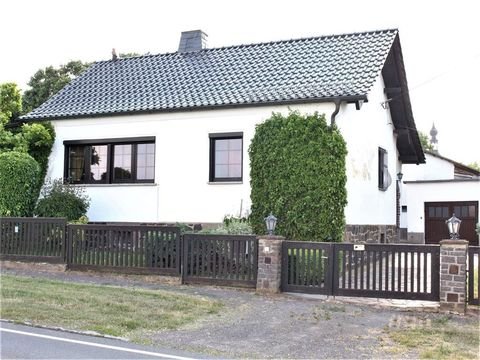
[
  {"x1": 439, "y1": 239, "x2": 468, "y2": 314},
  {"x1": 256, "y1": 235, "x2": 285, "y2": 294}
]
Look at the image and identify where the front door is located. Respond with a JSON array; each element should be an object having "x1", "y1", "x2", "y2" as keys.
[{"x1": 424, "y1": 201, "x2": 479, "y2": 246}]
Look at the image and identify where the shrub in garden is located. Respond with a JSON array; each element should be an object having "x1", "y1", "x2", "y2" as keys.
[
  {"x1": 199, "y1": 216, "x2": 253, "y2": 235},
  {"x1": 0, "y1": 151, "x2": 41, "y2": 216},
  {"x1": 249, "y1": 111, "x2": 347, "y2": 241},
  {"x1": 35, "y1": 178, "x2": 90, "y2": 221}
]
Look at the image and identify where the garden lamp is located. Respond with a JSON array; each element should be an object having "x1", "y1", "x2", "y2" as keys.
[
  {"x1": 265, "y1": 213, "x2": 277, "y2": 236},
  {"x1": 445, "y1": 213, "x2": 461, "y2": 240}
]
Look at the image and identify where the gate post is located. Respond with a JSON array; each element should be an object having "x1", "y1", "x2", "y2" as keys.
[
  {"x1": 256, "y1": 235, "x2": 285, "y2": 294},
  {"x1": 439, "y1": 239, "x2": 468, "y2": 314}
]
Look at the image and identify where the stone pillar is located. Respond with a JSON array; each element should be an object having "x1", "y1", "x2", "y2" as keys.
[
  {"x1": 439, "y1": 239, "x2": 468, "y2": 314},
  {"x1": 256, "y1": 235, "x2": 285, "y2": 294}
]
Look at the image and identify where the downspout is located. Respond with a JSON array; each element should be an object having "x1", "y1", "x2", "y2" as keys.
[{"x1": 330, "y1": 99, "x2": 341, "y2": 127}]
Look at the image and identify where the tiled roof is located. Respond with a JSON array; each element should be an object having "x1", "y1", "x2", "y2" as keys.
[{"x1": 22, "y1": 29, "x2": 398, "y2": 120}]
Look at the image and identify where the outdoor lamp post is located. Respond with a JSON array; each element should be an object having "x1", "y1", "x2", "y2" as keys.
[
  {"x1": 265, "y1": 213, "x2": 277, "y2": 236},
  {"x1": 445, "y1": 213, "x2": 461, "y2": 240}
]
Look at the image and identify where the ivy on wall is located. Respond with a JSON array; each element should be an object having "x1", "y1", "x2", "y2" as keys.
[{"x1": 249, "y1": 111, "x2": 347, "y2": 241}]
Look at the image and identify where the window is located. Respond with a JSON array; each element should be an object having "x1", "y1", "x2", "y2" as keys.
[
  {"x1": 209, "y1": 132, "x2": 243, "y2": 182},
  {"x1": 378, "y1": 147, "x2": 390, "y2": 191},
  {"x1": 64, "y1": 137, "x2": 155, "y2": 184}
]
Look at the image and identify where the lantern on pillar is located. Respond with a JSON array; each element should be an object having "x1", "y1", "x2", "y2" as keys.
[
  {"x1": 445, "y1": 213, "x2": 461, "y2": 240},
  {"x1": 264, "y1": 213, "x2": 277, "y2": 236}
]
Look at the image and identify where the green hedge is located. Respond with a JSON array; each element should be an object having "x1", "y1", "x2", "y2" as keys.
[
  {"x1": 0, "y1": 151, "x2": 41, "y2": 216},
  {"x1": 249, "y1": 111, "x2": 347, "y2": 241}
]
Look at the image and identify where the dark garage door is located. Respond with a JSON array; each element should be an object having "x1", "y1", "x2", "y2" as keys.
[{"x1": 425, "y1": 201, "x2": 479, "y2": 246}]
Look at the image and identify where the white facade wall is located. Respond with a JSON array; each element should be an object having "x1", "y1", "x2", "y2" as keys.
[
  {"x1": 402, "y1": 154, "x2": 454, "y2": 181},
  {"x1": 400, "y1": 153, "x2": 456, "y2": 228},
  {"x1": 404, "y1": 181, "x2": 480, "y2": 233},
  {"x1": 336, "y1": 75, "x2": 400, "y2": 226},
  {"x1": 47, "y1": 74, "x2": 399, "y2": 225}
]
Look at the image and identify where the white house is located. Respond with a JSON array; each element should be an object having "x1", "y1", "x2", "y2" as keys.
[
  {"x1": 400, "y1": 149, "x2": 479, "y2": 246},
  {"x1": 22, "y1": 29, "x2": 425, "y2": 243}
]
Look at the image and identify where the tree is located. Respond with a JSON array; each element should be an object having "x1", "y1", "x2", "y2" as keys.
[
  {"x1": 0, "y1": 83, "x2": 22, "y2": 125},
  {"x1": 22, "y1": 60, "x2": 90, "y2": 113},
  {"x1": 467, "y1": 162, "x2": 480, "y2": 171},
  {"x1": 418, "y1": 131, "x2": 433, "y2": 151}
]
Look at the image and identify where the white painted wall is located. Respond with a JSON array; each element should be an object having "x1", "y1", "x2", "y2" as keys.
[
  {"x1": 336, "y1": 74, "x2": 400, "y2": 225},
  {"x1": 47, "y1": 75, "x2": 400, "y2": 225},
  {"x1": 404, "y1": 180, "x2": 480, "y2": 233},
  {"x1": 400, "y1": 153, "x2": 456, "y2": 228},
  {"x1": 402, "y1": 153, "x2": 454, "y2": 182}
]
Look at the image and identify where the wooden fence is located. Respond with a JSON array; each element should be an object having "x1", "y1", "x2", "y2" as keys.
[
  {"x1": 0, "y1": 217, "x2": 66, "y2": 263},
  {"x1": 282, "y1": 241, "x2": 332, "y2": 295},
  {"x1": 67, "y1": 224, "x2": 181, "y2": 275},
  {"x1": 182, "y1": 234, "x2": 258, "y2": 287}
]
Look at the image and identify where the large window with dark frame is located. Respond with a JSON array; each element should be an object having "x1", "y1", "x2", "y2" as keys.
[
  {"x1": 209, "y1": 132, "x2": 243, "y2": 182},
  {"x1": 64, "y1": 138, "x2": 155, "y2": 184}
]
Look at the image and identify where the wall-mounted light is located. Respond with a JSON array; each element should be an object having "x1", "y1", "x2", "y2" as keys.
[{"x1": 397, "y1": 172, "x2": 403, "y2": 182}]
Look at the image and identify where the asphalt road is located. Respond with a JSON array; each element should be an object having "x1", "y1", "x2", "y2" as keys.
[{"x1": 0, "y1": 322, "x2": 205, "y2": 360}]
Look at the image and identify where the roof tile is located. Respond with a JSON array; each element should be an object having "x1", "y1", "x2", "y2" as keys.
[{"x1": 22, "y1": 29, "x2": 398, "y2": 120}]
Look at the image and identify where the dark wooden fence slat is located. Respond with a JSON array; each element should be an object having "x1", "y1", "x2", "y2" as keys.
[
  {"x1": 410, "y1": 251, "x2": 414, "y2": 293},
  {"x1": 0, "y1": 218, "x2": 66, "y2": 262}
]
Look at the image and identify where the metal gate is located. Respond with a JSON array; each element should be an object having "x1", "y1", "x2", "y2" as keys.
[{"x1": 282, "y1": 242, "x2": 440, "y2": 301}]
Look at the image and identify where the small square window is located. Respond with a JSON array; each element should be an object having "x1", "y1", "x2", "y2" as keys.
[{"x1": 209, "y1": 133, "x2": 243, "y2": 182}]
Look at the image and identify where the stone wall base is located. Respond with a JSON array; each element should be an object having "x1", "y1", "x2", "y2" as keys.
[
  {"x1": 344, "y1": 224, "x2": 397, "y2": 243},
  {"x1": 406, "y1": 232, "x2": 424, "y2": 244}
]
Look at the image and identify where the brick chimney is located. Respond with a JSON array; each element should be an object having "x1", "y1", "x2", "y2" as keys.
[{"x1": 178, "y1": 30, "x2": 208, "y2": 53}]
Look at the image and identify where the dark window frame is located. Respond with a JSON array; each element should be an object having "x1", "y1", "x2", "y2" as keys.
[
  {"x1": 378, "y1": 147, "x2": 388, "y2": 191},
  {"x1": 209, "y1": 132, "x2": 243, "y2": 182},
  {"x1": 64, "y1": 137, "x2": 155, "y2": 184}
]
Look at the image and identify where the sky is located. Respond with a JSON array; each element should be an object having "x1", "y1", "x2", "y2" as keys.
[{"x1": 1, "y1": 0, "x2": 479, "y2": 165}]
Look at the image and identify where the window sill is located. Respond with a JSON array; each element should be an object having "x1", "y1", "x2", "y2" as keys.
[
  {"x1": 208, "y1": 181, "x2": 243, "y2": 185},
  {"x1": 70, "y1": 183, "x2": 157, "y2": 187}
]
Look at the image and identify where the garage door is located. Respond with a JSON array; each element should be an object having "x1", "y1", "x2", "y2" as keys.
[{"x1": 424, "y1": 201, "x2": 479, "y2": 246}]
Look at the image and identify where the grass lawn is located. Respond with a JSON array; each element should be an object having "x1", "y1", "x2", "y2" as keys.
[
  {"x1": 0, "y1": 274, "x2": 223, "y2": 342},
  {"x1": 384, "y1": 315, "x2": 480, "y2": 359}
]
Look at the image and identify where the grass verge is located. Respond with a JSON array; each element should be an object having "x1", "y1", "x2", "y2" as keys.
[
  {"x1": 0, "y1": 274, "x2": 223, "y2": 341},
  {"x1": 384, "y1": 315, "x2": 479, "y2": 359}
]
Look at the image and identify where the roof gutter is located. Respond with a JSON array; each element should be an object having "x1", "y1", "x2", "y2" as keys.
[{"x1": 20, "y1": 95, "x2": 368, "y2": 122}]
